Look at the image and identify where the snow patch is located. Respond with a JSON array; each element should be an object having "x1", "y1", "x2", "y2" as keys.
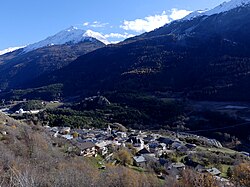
[
  {"x1": 0, "y1": 46, "x2": 26, "y2": 56},
  {"x1": 183, "y1": 0, "x2": 250, "y2": 20},
  {"x1": 24, "y1": 26, "x2": 110, "y2": 53}
]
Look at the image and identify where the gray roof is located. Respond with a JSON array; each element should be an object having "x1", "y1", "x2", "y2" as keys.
[
  {"x1": 137, "y1": 148, "x2": 150, "y2": 155},
  {"x1": 206, "y1": 168, "x2": 221, "y2": 176},
  {"x1": 157, "y1": 137, "x2": 174, "y2": 144},
  {"x1": 169, "y1": 163, "x2": 185, "y2": 169},
  {"x1": 133, "y1": 156, "x2": 146, "y2": 163},
  {"x1": 77, "y1": 142, "x2": 95, "y2": 150}
]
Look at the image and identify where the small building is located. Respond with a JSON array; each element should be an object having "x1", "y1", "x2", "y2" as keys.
[
  {"x1": 61, "y1": 134, "x2": 73, "y2": 140},
  {"x1": 107, "y1": 125, "x2": 112, "y2": 135},
  {"x1": 206, "y1": 168, "x2": 221, "y2": 176},
  {"x1": 137, "y1": 147, "x2": 151, "y2": 156},
  {"x1": 185, "y1": 143, "x2": 197, "y2": 150},
  {"x1": 133, "y1": 156, "x2": 147, "y2": 168},
  {"x1": 184, "y1": 157, "x2": 205, "y2": 172},
  {"x1": 95, "y1": 141, "x2": 111, "y2": 156},
  {"x1": 195, "y1": 164, "x2": 206, "y2": 173},
  {"x1": 51, "y1": 127, "x2": 59, "y2": 133},
  {"x1": 157, "y1": 137, "x2": 174, "y2": 146},
  {"x1": 126, "y1": 136, "x2": 144, "y2": 150},
  {"x1": 168, "y1": 163, "x2": 185, "y2": 171},
  {"x1": 166, "y1": 162, "x2": 185, "y2": 179},
  {"x1": 148, "y1": 142, "x2": 166, "y2": 152},
  {"x1": 143, "y1": 135, "x2": 155, "y2": 144},
  {"x1": 176, "y1": 145, "x2": 188, "y2": 153},
  {"x1": 77, "y1": 142, "x2": 97, "y2": 157},
  {"x1": 116, "y1": 132, "x2": 127, "y2": 138},
  {"x1": 171, "y1": 141, "x2": 183, "y2": 150},
  {"x1": 16, "y1": 108, "x2": 24, "y2": 114},
  {"x1": 29, "y1": 110, "x2": 40, "y2": 114},
  {"x1": 61, "y1": 127, "x2": 71, "y2": 135}
]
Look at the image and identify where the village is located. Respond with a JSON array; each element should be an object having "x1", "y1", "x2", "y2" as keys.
[
  {"x1": 0, "y1": 98, "x2": 249, "y2": 186},
  {"x1": 44, "y1": 122, "x2": 247, "y2": 186}
]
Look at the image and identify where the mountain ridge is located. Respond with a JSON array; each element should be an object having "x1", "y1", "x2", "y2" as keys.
[
  {"x1": 0, "y1": 39, "x2": 105, "y2": 90},
  {"x1": 22, "y1": 2, "x2": 250, "y2": 101},
  {"x1": 2, "y1": 0, "x2": 250, "y2": 102},
  {"x1": 183, "y1": 0, "x2": 250, "y2": 20},
  {"x1": 0, "y1": 46, "x2": 26, "y2": 56},
  {"x1": 0, "y1": 27, "x2": 109, "y2": 56},
  {"x1": 23, "y1": 26, "x2": 110, "y2": 53}
]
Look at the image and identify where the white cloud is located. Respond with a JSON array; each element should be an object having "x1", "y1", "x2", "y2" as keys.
[
  {"x1": 120, "y1": 9, "x2": 192, "y2": 33},
  {"x1": 83, "y1": 21, "x2": 109, "y2": 28},
  {"x1": 169, "y1": 8, "x2": 192, "y2": 20},
  {"x1": 83, "y1": 22, "x2": 89, "y2": 26},
  {"x1": 120, "y1": 12, "x2": 170, "y2": 33},
  {"x1": 104, "y1": 32, "x2": 135, "y2": 39},
  {"x1": 90, "y1": 21, "x2": 109, "y2": 28}
]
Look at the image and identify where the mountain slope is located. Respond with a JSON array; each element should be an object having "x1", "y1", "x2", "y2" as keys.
[
  {"x1": 136, "y1": 4, "x2": 250, "y2": 46},
  {"x1": 184, "y1": 0, "x2": 250, "y2": 20},
  {"x1": 0, "y1": 41, "x2": 105, "y2": 90},
  {"x1": 0, "y1": 27, "x2": 107, "y2": 90},
  {"x1": 24, "y1": 27, "x2": 109, "y2": 53},
  {"x1": 24, "y1": 3, "x2": 250, "y2": 101},
  {"x1": 4, "y1": 0, "x2": 250, "y2": 101}
]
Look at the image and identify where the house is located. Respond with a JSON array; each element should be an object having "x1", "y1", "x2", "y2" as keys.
[
  {"x1": 51, "y1": 127, "x2": 59, "y2": 133},
  {"x1": 61, "y1": 127, "x2": 71, "y2": 135},
  {"x1": 157, "y1": 137, "x2": 174, "y2": 148},
  {"x1": 147, "y1": 142, "x2": 166, "y2": 152},
  {"x1": 77, "y1": 142, "x2": 97, "y2": 157},
  {"x1": 97, "y1": 146, "x2": 108, "y2": 156},
  {"x1": 176, "y1": 145, "x2": 188, "y2": 153},
  {"x1": 61, "y1": 134, "x2": 73, "y2": 140},
  {"x1": 126, "y1": 136, "x2": 144, "y2": 150},
  {"x1": 143, "y1": 135, "x2": 155, "y2": 143},
  {"x1": 157, "y1": 137, "x2": 174, "y2": 144},
  {"x1": 185, "y1": 143, "x2": 197, "y2": 150},
  {"x1": 15, "y1": 108, "x2": 24, "y2": 114},
  {"x1": 30, "y1": 110, "x2": 40, "y2": 114},
  {"x1": 195, "y1": 164, "x2": 206, "y2": 172},
  {"x1": 95, "y1": 141, "x2": 111, "y2": 156},
  {"x1": 137, "y1": 148, "x2": 151, "y2": 155},
  {"x1": 206, "y1": 168, "x2": 221, "y2": 176},
  {"x1": 145, "y1": 142, "x2": 166, "y2": 157},
  {"x1": 147, "y1": 142, "x2": 159, "y2": 153},
  {"x1": 166, "y1": 162, "x2": 185, "y2": 179},
  {"x1": 171, "y1": 141, "x2": 183, "y2": 150},
  {"x1": 133, "y1": 156, "x2": 147, "y2": 167},
  {"x1": 116, "y1": 132, "x2": 127, "y2": 138},
  {"x1": 168, "y1": 163, "x2": 185, "y2": 171},
  {"x1": 107, "y1": 125, "x2": 112, "y2": 135},
  {"x1": 184, "y1": 157, "x2": 205, "y2": 172}
]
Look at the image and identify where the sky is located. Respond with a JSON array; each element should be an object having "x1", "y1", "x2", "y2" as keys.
[{"x1": 0, "y1": 0, "x2": 228, "y2": 50}]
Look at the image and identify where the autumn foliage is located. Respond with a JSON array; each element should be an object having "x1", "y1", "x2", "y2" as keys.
[{"x1": 233, "y1": 162, "x2": 250, "y2": 187}]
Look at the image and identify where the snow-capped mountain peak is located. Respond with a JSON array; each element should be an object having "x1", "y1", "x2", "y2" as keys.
[
  {"x1": 183, "y1": 0, "x2": 250, "y2": 20},
  {"x1": 0, "y1": 46, "x2": 26, "y2": 56},
  {"x1": 66, "y1": 26, "x2": 78, "y2": 32},
  {"x1": 24, "y1": 27, "x2": 109, "y2": 53},
  {"x1": 83, "y1": 30, "x2": 110, "y2": 45}
]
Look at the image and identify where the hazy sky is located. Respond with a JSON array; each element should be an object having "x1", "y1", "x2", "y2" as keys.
[{"x1": 0, "y1": 0, "x2": 228, "y2": 49}]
